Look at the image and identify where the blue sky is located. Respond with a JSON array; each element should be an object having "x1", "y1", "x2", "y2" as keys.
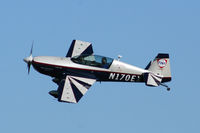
[{"x1": 1, "y1": 0, "x2": 200, "y2": 132}]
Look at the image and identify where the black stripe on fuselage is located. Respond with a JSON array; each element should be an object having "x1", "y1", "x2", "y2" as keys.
[
  {"x1": 32, "y1": 60, "x2": 139, "y2": 75},
  {"x1": 32, "y1": 60, "x2": 143, "y2": 82},
  {"x1": 32, "y1": 60, "x2": 171, "y2": 83}
]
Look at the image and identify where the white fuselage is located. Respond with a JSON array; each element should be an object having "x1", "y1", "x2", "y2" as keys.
[{"x1": 32, "y1": 56, "x2": 149, "y2": 82}]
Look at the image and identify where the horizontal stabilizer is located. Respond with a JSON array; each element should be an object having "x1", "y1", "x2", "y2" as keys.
[{"x1": 144, "y1": 73, "x2": 163, "y2": 87}]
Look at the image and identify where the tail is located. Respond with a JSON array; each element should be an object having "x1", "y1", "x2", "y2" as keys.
[{"x1": 144, "y1": 53, "x2": 171, "y2": 89}]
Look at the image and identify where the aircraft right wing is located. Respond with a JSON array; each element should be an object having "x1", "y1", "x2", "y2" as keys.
[
  {"x1": 66, "y1": 40, "x2": 93, "y2": 57},
  {"x1": 57, "y1": 75, "x2": 96, "y2": 103}
]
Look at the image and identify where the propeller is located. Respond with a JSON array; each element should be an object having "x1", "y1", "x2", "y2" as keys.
[{"x1": 24, "y1": 41, "x2": 34, "y2": 74}]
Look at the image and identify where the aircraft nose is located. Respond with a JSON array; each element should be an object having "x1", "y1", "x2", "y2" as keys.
[
  {"x1": 23, "y1": 55, "x2": 33, "y2": 74},
  {"x1": 23, "y1": 55, "x2": 33, "y2": 64}
]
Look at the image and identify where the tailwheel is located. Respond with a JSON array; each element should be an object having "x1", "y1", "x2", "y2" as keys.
[{"x1": 160, "y1": 83, "x2": 171, "y2": 91}]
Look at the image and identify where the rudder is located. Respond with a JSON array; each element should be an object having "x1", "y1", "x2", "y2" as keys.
[{"x1": 146, "y1": 53, "x2": 171, "y2": 83}]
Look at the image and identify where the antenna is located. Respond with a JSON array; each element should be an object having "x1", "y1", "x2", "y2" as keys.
[{"x1": 117, "y1": 55, "x2": 122, "y2": 61}]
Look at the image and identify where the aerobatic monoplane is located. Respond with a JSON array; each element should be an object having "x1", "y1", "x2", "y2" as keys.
[{"x1": 24, "y1": 40, "x2": 172, "y2": 103}]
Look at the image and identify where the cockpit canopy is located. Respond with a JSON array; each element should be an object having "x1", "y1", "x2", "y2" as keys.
[{"x1": 71, "y1": 55, "x2": 114, "y2": 69}]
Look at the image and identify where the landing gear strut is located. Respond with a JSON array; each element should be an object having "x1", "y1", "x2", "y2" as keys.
[
  {"x1": 160, "y1": 83, "x2": 170, "y2": 91},
  {"x1": 52, "y1": 78, "x2": 61, "y2": 85}
]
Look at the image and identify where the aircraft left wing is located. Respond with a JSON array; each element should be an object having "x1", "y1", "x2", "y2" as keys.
[
  {"x1": 58, "y1": 75, "x2": 96, "y2": 103},
  {"x1": 66, "y1": 40, "x2": 93, "y2": 57}
]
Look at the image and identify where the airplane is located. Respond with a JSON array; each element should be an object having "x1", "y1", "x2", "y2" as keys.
[{"x1": 23, "y1": 40, "x2": 172, "y2": 103}]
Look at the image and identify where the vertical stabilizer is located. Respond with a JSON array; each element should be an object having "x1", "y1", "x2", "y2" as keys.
[{"x1": 145, "y1": 53, "x2": 171, "y2": 83}]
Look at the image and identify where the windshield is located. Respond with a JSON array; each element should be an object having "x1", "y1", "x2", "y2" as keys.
[{"x1": 71, "y1": 55, "x2": 113, "y2": 69}]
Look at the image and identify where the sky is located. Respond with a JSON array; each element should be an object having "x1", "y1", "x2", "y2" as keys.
[{"x1": 1, "y1": 0, "x2": 200, "y2": 132}]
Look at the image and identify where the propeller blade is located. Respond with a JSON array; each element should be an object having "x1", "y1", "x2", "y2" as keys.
[
  {"x1": 30, "y1": 40, "x2": 34, "y2": 56},
  {"x1": 28, "y1": 62, "x2": 31, "y2": 74},
  {"x1": 24, "y1": 41, "x2": 34, "y2": 74}
]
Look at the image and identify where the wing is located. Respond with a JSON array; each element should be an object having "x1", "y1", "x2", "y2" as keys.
[
  {"x1": 66, "y1": 40, "x2": 93, "y2": 57},
  {"x1": 57, "y1": 75, "x2": 96, "y2": 103}
]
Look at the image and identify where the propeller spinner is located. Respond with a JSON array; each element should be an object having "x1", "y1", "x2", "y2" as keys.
[{"x1": 23, "y1": 41, "x2": 34, "y2": 74}]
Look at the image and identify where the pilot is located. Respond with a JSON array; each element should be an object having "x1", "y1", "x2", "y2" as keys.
[
  {"x1": 79, "y1": 56, "x2": 85, "y2": 64},
  {"x1": 101, "y1": 57, "x2": 109, "y2": 68}
]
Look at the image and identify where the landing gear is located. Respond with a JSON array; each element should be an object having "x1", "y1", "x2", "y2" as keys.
[
  {"x1": 49, "y1": 90, "x2": 59, "y2": 98},
  {"x1": 160, "y1": 83, "x2": 171, "y2": 91},
  {"x1": 52, "y1": 78, "x2": 61, "y2": 85}
]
